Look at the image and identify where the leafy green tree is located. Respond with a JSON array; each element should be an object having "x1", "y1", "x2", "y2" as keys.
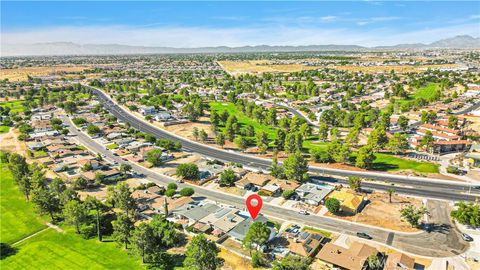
[
  {"x1": 387, "y1": 133, "x2": 409, "y2": 155},
  {"x1": 31, "y1": 185, "x2": 61, "y2": 221},
  {"x1": 283, "y1": 152, "x2": 308, "y2": 183},
  {"x1": 184, "y1": 234, "x2": 224, "y2": 270},
  {"x1": 274, "y1": 129, "x2": 286, "y2": 151},
  {"x1": 273, "y1": 254, "x2": 311, "y2": 270},
  {"x1": 270, "y1": 157, "x2": 284, "y2": 179},
  {"x1": 219, "y1": 169, "x2": 237, "y2": 187},
  {"x1": 282, "y1": 190, "x2": 295, "y2": 200},
  {"x1": 367, "y1": 126, "x2": 388, "y2": 150},
  {"x1": 234, "y1": 136, "x2": 248, "y2": 151},
  {"x1": 450, "y1": 201, "x2": 480, "y2": 228},
  {"x1": 180, "y1": 187, "x2": 195, "y2": 197},
  {"x1": 85, "y1": 195, "x2": 107, "y2": 241},
  {"x1": 192, "y1": 127, "x2": 200, "y2": 141},
  {"x1": 176, "y1": 163, "x2": 199, "y2": 180},
  {"x1": 348, "y1": 176, "x2": 362, "y2": 192},
  {"x1": 256, "y1": 131, "x2": 269, "y2": 154},
  {"x1": 325, "y1": 198, "x2": 340, "y2": 214},
  {"x1": 355, "y1": 145, "x2": 376, "y2": 169},
  {"x1": 132, "y1": 223, "x2": 155, "y2": 263},
  {"x1": 86, "y1": 124, "x2": 102, "y2": 135},
  {"x1": 63, "y1": 200, "x2": 88, "y2": 234},
  {"x1": 119, "y1": 163, "x2": 132, "y2": 174},
  {"x1": 215, "y1": 133, "x2": 225, "y2": 148},
  {"x1": 397, "y1": 115, "x2": 408, "y2": 131},
  {"x1": 420, "y1": 131, "x2": 434, "y2": 152},
  {"x1": 112, "y1": 213, "x2": 134, "y2": 249},
  {"x1": 400, "y1": 205, "x2": 429, "y2": 227},
  {"x1": 146, "y1": 149, "x2": 164, "y2": 167},
  {"x1": 199, "y1": 129, "x2": 208, "y2": 142},
  {"x1": 318, "y1": 123, "x2": 329, "y2": 141},
  {"x1": 110, "y1": 182, "x2": 136, "y2": 217},
  {"x1": 243, "y1": 222, "x2": 271, "y2": 256}
]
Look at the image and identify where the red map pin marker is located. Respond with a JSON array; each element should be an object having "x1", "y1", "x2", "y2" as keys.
[{"x1": 246, "y1": 194, "x2": 263, "y2": 220}]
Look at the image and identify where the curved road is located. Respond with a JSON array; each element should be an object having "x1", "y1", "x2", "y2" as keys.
[
  {"x1": 86, "y1": 85, "x2": 478, "y2": 202},
  {"x1": 62, "y1": 115, "x2": 469, "y2": 258}
]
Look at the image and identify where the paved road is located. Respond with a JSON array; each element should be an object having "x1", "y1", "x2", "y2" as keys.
[
  {"x1": 85, "y1": 85, "x2": 479, "y2": 202},
  {"x1": 61, "y1": 115, "x2": 469, "y2": 257}
]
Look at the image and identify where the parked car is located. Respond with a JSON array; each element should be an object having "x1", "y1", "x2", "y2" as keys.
[
  {"x1": 357, "y1": 232, "x2": 372, "y2": 240},
  {"x1": 461, "y1": 233, "x2": 473, "y2": 242}
]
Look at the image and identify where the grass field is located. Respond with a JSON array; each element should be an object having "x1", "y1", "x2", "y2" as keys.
[
  {"x1": 106, "y1": 143, "x2": 119, "y2": 149},
  {"x1": 413, "y1": 83, "x2": 440, "y2": 101},
  {"x1": 0, "y1": 125, "x2": 10, "y2": 133},
  {"x1": 0, "y1": 100, "x2": 25, "y2": 113},
  {"x1": 33, "y1": 150, "x2": 48, "y2": 158},
  {"x1": 1, "y1": 229, "x2": 145, "y2": 270},
  {"x1": 0, "y1": 163, "x2": 47, "y2": 244},
  {"x1": 304, "y1": 141, "x2": 439, "y2": 173},
  {"x1": 371, "y1": 153, "x2": 439, "y2": 173},
  {"x1": 209, "y1": 102, "x2": 277, "y2": 140}
]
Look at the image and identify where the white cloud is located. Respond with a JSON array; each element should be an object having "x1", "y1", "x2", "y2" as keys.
[
  {"x1": 320, "y1": 16, "x2": 338, "y2": 22},
  {"x1": 2, "y1": 22, "x2": 479, "y2": 49}
]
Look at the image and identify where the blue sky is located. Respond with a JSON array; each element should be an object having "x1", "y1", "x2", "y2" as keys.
[{"x1": 2, "y1": 1, "x2": 479, "y2": 47}]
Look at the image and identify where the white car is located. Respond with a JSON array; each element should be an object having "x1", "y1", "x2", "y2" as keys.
[{"x1": 299, "y1": 210, "x2": 309, "y2": 215}]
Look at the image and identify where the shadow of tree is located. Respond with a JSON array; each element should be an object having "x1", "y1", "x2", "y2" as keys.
[{"x1": 0, "y1": 243, "x2": 17, "y2": 260}]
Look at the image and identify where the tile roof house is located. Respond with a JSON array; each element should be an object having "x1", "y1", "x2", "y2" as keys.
[
  {"x1": 384, "y1": 252, "x2": 415, "y2": 270},
  {"x1": 287, "y1": 232, "x2": 328, "y2": 257},
  {"x1": 228, "y1": 215, "x2": 274, "y2": 242},
  {"x1": 236, "y1": 172, "x2": 273, "y2": 189},
  {"x1": 316, "y1": 242, "x2": 382, "y2": 270}
]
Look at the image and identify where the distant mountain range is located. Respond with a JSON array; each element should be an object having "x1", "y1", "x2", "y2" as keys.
[{"x1": 2, "y1": 35, "x2": 479, "y2": 56}]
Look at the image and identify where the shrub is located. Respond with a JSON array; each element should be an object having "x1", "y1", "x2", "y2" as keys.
[
  {"x1": 167, "y1": 183, "x2": 178, "y2": 190},
  {"x1": 282, "y1": 190, "x2": 295, "y2": 200},
  {"x1": 219, "y1": 169, "x2": 237, "y2": 187},
  {"x1": 165, "y1": 189, "x2": 176, "y2": 197},
  {"x1": 325, "y1": 198, "x2": 340, "y2": 214},
  {"x1": 179, "y1": 188, "x2": 195, "y2": 197},
  {"x1": 257, "y1": 190, "x2": 269, "y2": 197},
  {"x1": 446, "y1": 166, "x2": 460, "y2": 175}
]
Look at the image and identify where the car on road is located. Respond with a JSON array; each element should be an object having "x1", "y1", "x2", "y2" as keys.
[
  {"x1": 299, "y1": 210, "x2": 309, "y2": 215},
  {"x1": 461, "y1": 233, "x2": 473, "y2": 242},
  {"x1": 356, "y1": 232, "x2": 372, "y2": 240}
]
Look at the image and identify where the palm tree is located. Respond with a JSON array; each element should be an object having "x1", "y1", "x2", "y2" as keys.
[{"x1": 387, "y1": 188, "x2": 395, "y2": 203}]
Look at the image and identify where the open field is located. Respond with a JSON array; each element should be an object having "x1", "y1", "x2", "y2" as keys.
[
  {"x1": 333, "y1": 64, "x2": 461, "y2": 73},
  {"x1": 372, "y1": 153, "x2": 439, "y2": 173},
  {"x1": 0, "y1": 163, "x2": 47, "y2": 244},
  {"x1": 0, "y1": 100, "x2": 25, "y2": 113},
  {"x1": 1, "y1": 229, "x2": 144, "y2": 270},
  {"x1": 218, "y1": 60, "x2": 318, "y2": 75},
  {"x1": 0, "y1": 65, "x2": 90, "y2": 81}
]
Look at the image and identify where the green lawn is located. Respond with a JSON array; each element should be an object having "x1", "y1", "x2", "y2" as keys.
[
  {"x1": 106, "y1": 143, "x2": 119, "y2": 149},
  {"x1": 33, "y1": 150, "x2": 48, "y2": 158},
  {"x1": 302, "y1": 226, "x2": 332, "y2": 238},
  {"x1": 209, "y1": 102, "x2": 277, "y2": 140},
  {"x1": 0, "y1": 163, "x2": 47, "y2": 244},
  {"x1": 1, "y1": 229, "x2": 145, "y2": 270},
  {"x1": 0, "y1": 100, "x2": 25, "y2": 113},
  {"x1": 413, "y1": 83, "x2": 440, "y2": 101},
  {"x1": 0, "y1": 125, "x2": 10, "y2": 133},
  {"x1": 371, "y1": 153, "x2": 439, "y2": 173}
]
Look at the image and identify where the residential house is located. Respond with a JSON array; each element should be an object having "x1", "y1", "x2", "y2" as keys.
[
  {"x1": 316, "y1": 242, "x2": 383, "y2": 270},
  {"x1": 139, "y1": 105, "x2": 156, "y2": 115},
  {"x1": 228, "y1": 215, "x2": 276, "y2": 242},
  {"x1": 236, "y1": 172, "x2": 273, "y2": 190},
  {"x1": 295, "y1": 183, "x2": 334, "y2": 206},
  {"x1": 384, "y1": 252, "x2": 415, "y2": 270}
]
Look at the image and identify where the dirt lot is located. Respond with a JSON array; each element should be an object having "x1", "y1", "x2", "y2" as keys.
[
  {"x1": 333, "y1": 64, "x2": 460, "y2": 73},
  {"x1": 0, "y1": 129, "x2": 26, "y2": 154},
  {"x1": 325, "y1": 191, "x2": 423, "y2": 233},
  {"x1": 164, "y1": 116, "x2": 215, "y2": 141},
  {"x1": 0, "y1": 65, "x2": 91, "y2": 81},
  {"x1": 218, "y1": 60, "x2": 318, "y2": 75}
]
